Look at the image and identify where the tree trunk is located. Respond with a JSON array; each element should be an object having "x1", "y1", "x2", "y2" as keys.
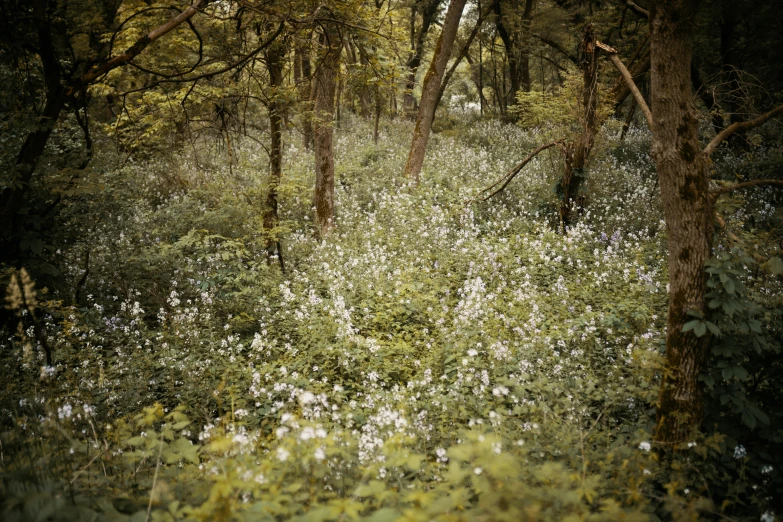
[
  {"x1": 297, "y1": 43, "x2": 314, "y2": 150},
  {"x1": 313, "y1": 24, "x2": 341, "y2": 238},
  {"x1": 403, "y1": 0, "x2": 468, "y2": 183},
  {"x1": 404, "y1": 0, "x2": 442, "y2": 118},
  {"x1": 519, "y1": 0, "x2": 534, "y2": 92},
  {"x1": 0, "y1": 0, "x2": 65, "y2": 254},
  {"x1": 263, "y1": 36, "x2": 285, "y2": 267},
  {"x1": 559, "y1": 25, "x2": 600, "y2": 231},
  {"x1": 649, "y1": 0, "x2": 713, "y2": 446}
]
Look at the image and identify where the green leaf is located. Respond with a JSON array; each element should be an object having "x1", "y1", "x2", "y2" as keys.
[
  {"x1": 705, "y1": 321, "x2": 721, "y2": 337},
  {"x1": 732, "y1": 365, "x2": 749, "y2": 381},
  {"x1": 355, "y1": 480, "x2": 385, "y2": 497},
  {"x1": 365, "y1": 508, "x2": 401, "y2": 522},
  {"x1": 762, "y1": 256, "x2": 783, "y2": 275},
  {"x1": 683, "y1": 320, "x2": 707, "y2": 337},
  {"x1": 720, "y1": 273, "x2": 736, "y2": 295},
  {"x1": 126, "y1": 436, "x2": 147, "y2": 447},
  {"x1": 741, "y1": 409, "x2": 756, "y2": 429},
  {"x1": 745, "y1": 402, "x2": 770, "y2": 425}
]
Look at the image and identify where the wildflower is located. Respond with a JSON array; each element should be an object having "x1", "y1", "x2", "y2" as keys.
[
  {"x1": 474, "y1": 467, "x2": 483, "y2": 475},
  {"x1": 761, "y1": 465, "x2": 773, "y2": 474},
  {"x1": 734, "y1": 445, "x2": 747, "y2": 459},
  {"x1": 277, "y1": 447, "x2": 290, "y2": 462},
  {"x1": 58, "y1": 404, "x2": 73, "y2": 420},
  {"x1": 638, "y1": 441, "x2": 651, "y2": 451},
  {"x1": 298, "y1": 391, "x2": 315, "y2": 405},
  {"x1": 314, "y1": 447, "x2": 325, "y2": 461}
]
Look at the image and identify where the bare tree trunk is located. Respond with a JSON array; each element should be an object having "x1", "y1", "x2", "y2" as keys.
[
  {"x1": 374, "y1": 86, "x2": 382, "y2": 144},
  {"x1": 432, "y1": 10, "x2": 487, "y2": 122},
  {"x1": 263, "y1": 36, "x2": 285, "y2": 269},
  {"x1": 519, "y1": 0, "x2": 535, "y2": 92},
  {"x1": 403, "y1": 0, "x2": 468, "y2": 183},
  {"x1": 313, "y1": 23, "x2": 341, "y2": 238},
  {"x1": 559, "y1": 25, "x2": 600, "y2": 231},
  {"x1": 649, "y1": 0, "x2": 713, "y2": 446},
  {"x1": 297, "y1": 43, "x2": 314, "y2": 150}
]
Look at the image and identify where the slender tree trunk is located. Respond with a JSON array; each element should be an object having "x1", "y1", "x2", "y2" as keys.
[
  {"x1": 404, "y1": 0, "x2": 442, "y2": 118},
  {"x1": 519, "y1": 0, "x2": 534, "y2": 92},
  {"x1": 649, "y1": 0, "x2": 713, "y2": 446},
  {"x1": 432, "y1": 11, "x2": 486, "y2": 123},
  {"x1": 263, "y1": 36, "x2": 285, "y2": 268},
  {"x1": 559, "y1": 25, "x2": 600, "y2": 231},
  {"x1": 297, "y1": 43, "x2": 314, "y2": 150},
  {"x1": 313, "y1": 24, "x2": 341, "y2": 238},
  {"x1": 374, "y1": 86, "x2": 382, "y2": 144},
  {"x1": 403, "y1": 0, "x2": 468, "y2": 183}
]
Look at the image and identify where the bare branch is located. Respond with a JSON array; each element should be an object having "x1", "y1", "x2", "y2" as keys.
[
  {"x1": 66, "y1": 0, "x2": 211, "y2": 95},
  {"x1": 710, "y1": 179, "x2": 783, "y2": 198},
  {"x1": 703, "y1": 104, "x2": 783, "y2": 156},
  {"x1": 535, "y1": 34, "x2": 578, "y2": 64},
  {"x1": 472, "y1": 140, "x2": 563, "y2": 202},
  {"x1": 597, "y1": 41, "x2": 653, "y2": 129},
  {"x1": 625, "y1": 0, "x2": 649, "y2": 18}
]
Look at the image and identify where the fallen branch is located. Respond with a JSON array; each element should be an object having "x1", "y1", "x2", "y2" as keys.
[
  {"x1": 472, "y1": 140, "x2": 563, "y2": 202},
  {"x1": 711, "y1": 179, "x2": 783, "y2": 198},
  {"x1": 703, "y1": 104, "x2": 783, "y2": 156},
  {"x1": 597, "y1": 41, "x2": 653, "y2": 130}
]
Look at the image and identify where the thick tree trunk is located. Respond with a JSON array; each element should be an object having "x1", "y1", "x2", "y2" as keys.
[
  {"x1": 0, "y1": 0, "x2": 65, "y2": 254},
  {"x1": 263, "y1": 38, "x2": 285, "y2": 267},
  {"x1": 649, "y1": 0, "x2": 713, "y2": 446},
  {"x1": 313, "y1": 25, "x2": 341, "y2": 238},
  {"x1": 403, "y1": 0, "x2": 468, "y2": 183}
]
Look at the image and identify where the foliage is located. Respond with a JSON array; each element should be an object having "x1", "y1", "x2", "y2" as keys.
[{"x1": 1, "y1": 114, "x2": 781, "y2": 521}]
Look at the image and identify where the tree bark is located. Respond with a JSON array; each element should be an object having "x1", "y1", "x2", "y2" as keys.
[
  {"x1": 403, "y1": 0, "x2": 468, "y2": 183},
  {"x1": 263, "y1": 35, "x2": 286, "y2": 268},
  {"x1": 0, "y1": 0, "x2": 65, "y2": 253},
  {"x1": 559, "y1": 25, "x2": 600, "y2": 231},
  {"x1": 313, "y1": 22, "x2": 341, "y2": 238},
  {"x1": 404, "y1": 0, "x2": 442, "y2": 118},
  {"x1": 649, "y1": 0, "x2": 714, "y2": 446},
  {"x1": 296, "y1": 42, "x2": 314, "y2": 150}
]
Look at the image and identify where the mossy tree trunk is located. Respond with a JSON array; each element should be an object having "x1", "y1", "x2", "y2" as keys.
[
  {"x1": 313, "y1": 19, "x2": 341, "y2": 238},
  {"x1": 263, "y1": 34, "x2": 286, "y2": 267},
  {"x1": 649, "y1": 0, "x2": 714, "y2": 446},
  {"x1": 403, "y1": 0, "x2": 468, "y2": 183}
]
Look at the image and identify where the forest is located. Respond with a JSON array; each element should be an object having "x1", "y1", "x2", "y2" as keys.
[{"x1": 1, "y1": 0, "x2": 782, "y2": 520}]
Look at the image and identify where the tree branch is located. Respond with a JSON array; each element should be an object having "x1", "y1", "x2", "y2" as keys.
[
  {"x1": 535, "y1": 34, "x2": 578, "y2": 64},
  {"x1": 703, "y1": 104, "x2": 783, "y2": 156},
  {"x1": 66, "y1": 0, "x2": 211, "y2": 95},
  {"x1": 710, "y1": 179, "x2": 783, "y2": 198},
  {"x1": 473, "y1": 140, "x2": 563, "y2": 202},
  {"x1": 625, "y1": 0, "x2": 649, "y2": 18},
  {"x1": 597, "y1": 41, "x2": 653, "y2": 129}
]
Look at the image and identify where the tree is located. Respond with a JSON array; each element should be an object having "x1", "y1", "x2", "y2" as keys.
[
  {"x1": 647, "y1": 0, "x2": 783, "y2": 446},
  {"x1": 403, "y1": 0, "x2": 443, "y2": 117},
  {"x1": 403, "y1": 0, "x2": 468, "y2": 183},
  {"x1": 312, "y1": 12, "x2": 342, "y2": 238},
  {"x1": 0, "y1": 0, "x2": 212, "y2": 259},
  {"x1": 263, "y1": 25, "x2": 287, "y2": 270}
]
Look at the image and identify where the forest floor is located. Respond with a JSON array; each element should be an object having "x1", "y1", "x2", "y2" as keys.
[{"x1": 2, "y1": 115, "x2": 780, "y2": 521}]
